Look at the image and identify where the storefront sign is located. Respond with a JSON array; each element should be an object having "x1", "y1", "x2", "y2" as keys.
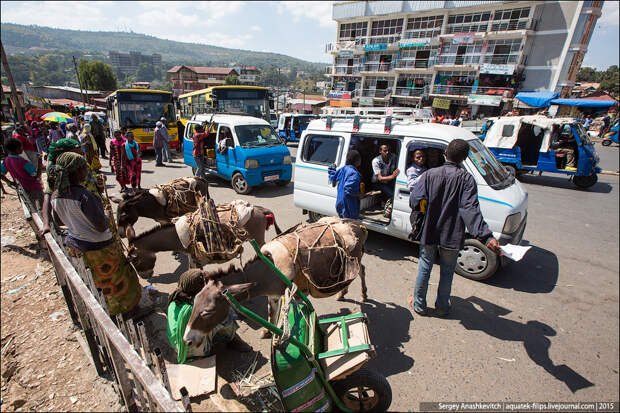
[
  {"x1": 330, "y1": 100, "x2": 352, "y2": 107},
  {"x1": 364, "y1": 43, "x2": 387, "y2": 51},
  {"x1": 359, "y1": 97, "x2": 374, "y2": 106},
  {"x1": 399, "y1": 38, "x2": 430, "y2": 48},
  {"x1": 479, "y1": 64, "x2": 516, "y2": 75},
  {"x1": 467, "y1": 94, "x2": 502, "y2": 107},
  {"x1": 338, "y1": 50, "x2": 354, "y2": 58},
  {"x1": 432, "y1": 98, "x2": 451, "y2": 109},
  {"x1": 452, "y1": 33, "x2": 475, "y2": 44},
  {"x1": 328, "y1": 90, "x2": 352, "y2": 99}
]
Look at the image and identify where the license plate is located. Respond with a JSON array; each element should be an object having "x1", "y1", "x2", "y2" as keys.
[{"x1": 264, "y1": 174, "x2": 279, "y2": 182}]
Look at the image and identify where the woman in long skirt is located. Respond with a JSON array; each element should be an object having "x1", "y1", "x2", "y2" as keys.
[
  {"x1": 109, "y1": 130, "x2": 130, "y2": 192},
  {"x1": 124, "y1": 132, "x2": 142, "y2": 191}
]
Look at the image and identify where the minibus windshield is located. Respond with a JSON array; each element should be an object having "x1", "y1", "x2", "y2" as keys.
[
  {"x1": 468, "y1": 139, "x2": 513, "y2": 189},
  {"x1": 235, "y1": 125, "x2": 282, "y2": 147}
]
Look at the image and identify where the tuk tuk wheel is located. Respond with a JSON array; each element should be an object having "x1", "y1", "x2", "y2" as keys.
[
  {"x1": 455, "y1": 239, "x2": 500, "y2": 281},
  {"x1": 332, "y1": 367, "x2": 392, "y2": 412},
  {"x1": 601, "y1": 139, "x2": 612, "y2": 146},
  {"x1": 573, "y1": 174, "x2": 598, "y2": 189},
  {"x1": 503, "y1": 164, "x2": 518, "y2": 178},
  {"x1": 232, "y1": 172, "x2": 252, "y2": 194}
]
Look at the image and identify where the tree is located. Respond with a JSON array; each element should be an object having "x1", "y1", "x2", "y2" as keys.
[
  {"x1": 135, "y1": 63, "x2": 159, "y2": 82},
  {"x1": 576, "y1": 67, "x2": 598, "y2": 82},
  {"x1": 225, "y1": 74, "x2": 240, "y2": 85},
  {"x1": 78, "y1": 59, "x2": 117, "y2": 91}
]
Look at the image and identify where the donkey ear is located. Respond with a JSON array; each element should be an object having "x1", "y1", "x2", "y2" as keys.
[{"x1": 223, "y1": 282, "x2": 255, "y2": 299}]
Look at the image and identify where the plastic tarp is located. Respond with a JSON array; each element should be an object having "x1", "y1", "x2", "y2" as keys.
[
  {"x1": 484, "y1": 116, "x2": 574, "y2": 152},
  {"x1": 549, "y1": 98, "x2": 617, "y2": 108},
  {"x1": 515, "y1": 92, "x2": 559, "y2": 108}
]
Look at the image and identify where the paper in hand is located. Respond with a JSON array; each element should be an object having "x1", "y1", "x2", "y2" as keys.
[{"x1": 500, "y1": 244, "x2": 531, "y2": 261}]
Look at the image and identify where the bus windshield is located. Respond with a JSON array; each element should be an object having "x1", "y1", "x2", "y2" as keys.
[
  {"x1": 297, "y1": 116, "x2": 315, "y2": 128},
  {"x1": 235, "y1": 125, "x2": 282, "y2": 147},
  {"x1": 117, "y1": 92, "x2": 174, "y2": 128},
  {"x1": 213, "y1": 89, "x2": 269, "y2": 120}
]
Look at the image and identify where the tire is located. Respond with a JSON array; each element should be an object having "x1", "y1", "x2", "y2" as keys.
[
  {"x1": 573, "y1": 174, "x2": 598, "y2": 189},
  {"x1": 503, "y1": 163, "x2": 518, "y2": 178},
  {"x1": 308, "y1": 211, "x2": 324, "y2": 223},
  {"x1": 455, "y1": 238, "x2": 500, "y2": 281},
  {"x1": 331, "y1": 367, "x2": 392, "y2": 412},
  {"x1": 231, "y1": 172, "x2": 252, "y2": 194},
  {"x1": 275, "y1": 179, "x2": 290, "y2": 187},
  {"x1": 601, "y1": 139, "x2": 612, "y2": 146}
]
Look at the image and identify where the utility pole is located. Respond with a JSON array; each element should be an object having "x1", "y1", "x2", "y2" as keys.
[
  {"x1": 1, "y1": 41, "x2": 25, "y2": 124},
  {"x1": 73, "y1": 56, "x2": 87, "y2": 110}
]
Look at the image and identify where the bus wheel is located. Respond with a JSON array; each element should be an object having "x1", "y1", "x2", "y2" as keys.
[
  {"x1": 573, "y1": 174, "x2": 598, "y2": 188},
  {"x1": 455, "y1": 239, "x2": 499, "y2": 281},
  {"x1": 232, "y1": 173, "x2": 252, "y2": 194}
]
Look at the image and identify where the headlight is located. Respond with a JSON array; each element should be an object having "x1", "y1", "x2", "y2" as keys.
[
  {"x1": 283, "y1": 155, "x2": 292, "y2": 165},
  {"x1": 502, "y1": 212, "x2": 521, "y2": 234},
  {"x1": 244, "y1": 159, "x2": 259, "y2": 169}
]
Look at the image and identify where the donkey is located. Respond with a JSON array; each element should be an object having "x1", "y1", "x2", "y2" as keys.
[
  {"x1": 183, "y1": 217, "x2": 368, "y2": 345},
  {"x1": 117, "y1": 176, "x2": 210, "y2": 238},
  {"x1": 126, "y1": 203, "x2": 282, "y2": 278}
]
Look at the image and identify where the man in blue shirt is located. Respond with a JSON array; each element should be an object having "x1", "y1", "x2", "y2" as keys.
[{"x1": 328, "y1": 150, "x2": 363, "y2": 219}]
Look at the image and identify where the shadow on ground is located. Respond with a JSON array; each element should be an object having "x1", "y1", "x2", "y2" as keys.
[
  {"x1": 517, "y1": 174, "x2": 613, "y2": 193},
  {"x1": 449, "y1": 295, "x2": 594, "y2": 393}
]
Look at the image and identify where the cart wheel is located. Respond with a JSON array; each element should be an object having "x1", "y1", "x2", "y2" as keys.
[
  {"x1": 332, "y1": 367, "x2": 392, "y2": 412},
  {"x1": 573, "y1": 174, "x2": 598, "y2": 189}
]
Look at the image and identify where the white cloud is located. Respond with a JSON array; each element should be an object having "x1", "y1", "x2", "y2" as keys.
[
  {"x1": 276, "y1": 1, "x2": 335, "y2": 28},
  {"x1": 164, "y1": 32, "x2": 254, "y2": 49},
  {"x1": 1, "y1": 1, "x2": 113, "y2": 31},
  {"x1": 595, "y1": 1, "x2": 619, "y2": 32},
  {"x1": 250, "y1": 25, "x2": 262, "y2": 31}
]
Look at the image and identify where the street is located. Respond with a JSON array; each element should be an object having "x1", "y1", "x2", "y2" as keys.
[{"x1": 113, "y1": 143, "x2": 619, "y2": 410}]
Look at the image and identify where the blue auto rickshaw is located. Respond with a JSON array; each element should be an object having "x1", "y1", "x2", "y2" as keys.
[
  {"x1": 480, "y1": 115, "x2": 601, "y2": 188},
  {"x1": 601, "y1": 119, "x2": 619, "y2": 146},
  {"x1": 277, "y1": 113, "x2": 318, "y2": 142}
]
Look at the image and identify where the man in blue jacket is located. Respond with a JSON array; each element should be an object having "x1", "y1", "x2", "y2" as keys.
[{"x1": 409, "y1": 139, "x2": 501, "y2": 316}]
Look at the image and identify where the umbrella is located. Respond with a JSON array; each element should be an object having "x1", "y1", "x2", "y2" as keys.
[{"x1": 41, "y1": 112, "x2": 74, "y2": 123}]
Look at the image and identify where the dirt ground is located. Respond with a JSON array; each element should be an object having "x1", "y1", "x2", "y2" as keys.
[{"x1": 0, "y1": 189, "x2": 121, "y2": 412}]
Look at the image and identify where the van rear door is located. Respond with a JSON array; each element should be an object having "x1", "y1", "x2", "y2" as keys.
[
  {"x1": 294, "y1": 132, "x2": 347, "y2": 216},
  {"x1": 183, "y1": 121, "x2": 199, "y2": 167}
]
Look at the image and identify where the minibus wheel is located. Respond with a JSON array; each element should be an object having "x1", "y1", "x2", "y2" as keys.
[
  {"x1": 455, "y1": 239, "x2": 499, "y2": 281},
  {"x1": 275, "y1": 179, "x2": 290, "y2": 187},
  {"x1": 232, "y1": 172, "x2": 252, "y2": 194},
  {"x1": 573, "y1": 174, "x2": 598, "y2": 188},
  {"x1": 308, "y1": 211, "x2": 325, "y2": 223}
]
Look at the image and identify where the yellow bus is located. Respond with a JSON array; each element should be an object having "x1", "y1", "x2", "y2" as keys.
[
  {"x1": 106, "y1": 89, "x2": 178, "y2": 151},
  {"x1": 177, "y1": 85, "x2": 273, "y2": 126}
]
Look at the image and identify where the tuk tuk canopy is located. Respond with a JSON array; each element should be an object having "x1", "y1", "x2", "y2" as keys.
[
  {"x1": 549, "y1": 98, "x2": 617, "y2": 108},
  {"x1": 484, "y1": 115, "x2": 574, "y2": 152}
]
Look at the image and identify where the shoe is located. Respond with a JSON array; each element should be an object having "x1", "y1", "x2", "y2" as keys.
[
  {"x1": 408, "y1": 296, "x2": 428, "y2": 316},
  {"x1": 434, "y1": 307, "x2": 450, "y2": 317}
]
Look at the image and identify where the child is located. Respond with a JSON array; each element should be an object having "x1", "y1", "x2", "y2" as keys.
[
  {"x1": 124, "y1": 132, "x2": 142, "y2": 192},
  {"x1": 1, "y1": 138, "x2": 44, "y2": 210},
  {"x1": 406, "y1": 148, "x2": 427, "y2": 191},
  {"x1": 328, "y1": 150, "x2": 363, "y2": 220}
]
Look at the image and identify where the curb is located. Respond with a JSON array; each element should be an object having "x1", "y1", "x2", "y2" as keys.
[{"x1": 600, "y1": 170, "x2": 620, "y2": 176}]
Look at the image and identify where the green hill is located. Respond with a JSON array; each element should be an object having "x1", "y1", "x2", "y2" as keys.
[{"x1": 0, "y1": 23, "x2": 327, "y2": 70}]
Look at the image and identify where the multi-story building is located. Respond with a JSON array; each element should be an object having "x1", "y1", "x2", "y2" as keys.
[
  {"x1": 326, "y1": 1, "x2": 602, "y2": 115},
  {"x1": 109, "y1": 51, "x2": 163, "y2": 74},
  {"x1": 233, "y1": 66, "x2": 262, "y2": 86},
  {"x1": 167, "y1": 66, "x2": 240, "y2": 96}
]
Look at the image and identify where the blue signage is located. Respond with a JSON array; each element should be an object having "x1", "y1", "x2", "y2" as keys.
[{"x1": 364, "y1": 43, "x2": 387, "y2": 51}]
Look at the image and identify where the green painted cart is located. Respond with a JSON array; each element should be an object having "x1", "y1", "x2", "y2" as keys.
[{"x1": 222, "y1": 240, "x2": 392, "y2": 412}]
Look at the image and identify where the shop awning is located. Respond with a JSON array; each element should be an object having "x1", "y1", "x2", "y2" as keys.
[
  {"x1": 514, "y1": 91, "x2": 559, "y2": 108},
  {"x1": 549, "y1": 98, "x2": 617, "y2": 108}
]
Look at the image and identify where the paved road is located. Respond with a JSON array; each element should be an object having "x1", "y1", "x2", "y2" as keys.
[{"x1": 110, "y1": 143, "x2": 619, "y2": 411}]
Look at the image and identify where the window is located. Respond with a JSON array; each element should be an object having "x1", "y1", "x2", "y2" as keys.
[
  {"x1": 490, "y1": 7, "x2": 530, "y2": 31},
  {"x1": 502, "y1": 124, "x2": 515, "y2": 137},
  {"x1": 371, "y1": 18, "x2": 403, "y2": 36},
  {"x1": 405, "y1": 15, "x2": 443, "y2": 39},
  {"x1": 468, "y1": 139, "x2": 512, "y2": 188},
  {"x1": 234, "y1": 124, "x2": 281, "y2": 147},
  {"x1": 303, "y1": 135, "x2": 342, "y2": 165},
  {"x1": 339, "y1": 22, "x2": 367, "y2": 40}
]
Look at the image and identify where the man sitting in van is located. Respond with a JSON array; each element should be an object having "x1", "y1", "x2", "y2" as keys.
[
  {"x1": 371, "y1": 144, "x2": 399, "y2": 216},
  {"x1": 406, "y1": 147, "x2": 427, "y2": 191}
]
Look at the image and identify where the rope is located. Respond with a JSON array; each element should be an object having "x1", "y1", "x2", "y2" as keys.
[
  {"x1": 156, "y1": 177, "x2": 205, "y2": 217},
  {"x1": 273, "y1": 283, "x2": 297, "y2": 347}
]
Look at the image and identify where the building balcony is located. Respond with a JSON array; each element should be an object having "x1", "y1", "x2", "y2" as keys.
[
  {"x1": 360, "y1": 88, "x2": 392, "y2": 98},
  {"x1": 395, "y1": 59, "x2": 435, "y2": 71},
  {"x1": 361, "y1": 63, "x2": 395, "y2": 73},
  {"x1": 394, "y1": 87, "x2": 425, "y2": 97},
  {"x1": 429, "y1": 85, "x2": 514, "y2": 97}
]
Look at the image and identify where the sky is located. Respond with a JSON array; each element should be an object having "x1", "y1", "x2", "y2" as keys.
[{"x1": 0, "y1": 1, "x2": 618, "y2": 69}]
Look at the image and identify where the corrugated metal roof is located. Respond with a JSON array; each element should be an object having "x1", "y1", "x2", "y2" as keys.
[{"x1": 167, "y1": 65, "x2": 238, "y2": 75}]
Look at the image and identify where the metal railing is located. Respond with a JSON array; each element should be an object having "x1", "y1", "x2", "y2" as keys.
[
  {"x1": 334, "y1": 66, "x2": 361, "y2": 75},
  {"x1": 394, "y1": 87, "x2": 425, "y2": 96},
  {"x1": 430, "y1": 84, "x2": 514, "y2": 96},
  {"x1": 396, "y1": 59, "x2": 434, "y2": 69},
  {"x1": 360, "y1": 88, "x2": 391, "y2": 98},
  {"x1": 489, "y1": 19, "x2": 530, "y2": 32},
  {"x1": 16, "y1": 190, "x2": 185, "y2": 413},
  {"x1": 436, "y1": 55, "x2": 482, "y2": 65},
  {"x1": 362, "y1": 63, "x2": 394, "y2": 72},
  {"x1": 480, "y1": 54, "x2": 519, "y2": 65}
]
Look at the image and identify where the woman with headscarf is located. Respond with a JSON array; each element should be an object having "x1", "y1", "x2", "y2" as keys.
[
  {"x1": 124, "y1": 132, "x2": 142, "y2": 191},
  {"x1": 31, "y1": 121, "x2": 47, "y2": 155},
  {"x1": 109, "y1": 129, "x2": 130, "y2": 192},
  {"x1": 79, "y1": 124, "x2": 102, "y2": 172},
  {"x1": 49, "y1": 152, "x2": 141, "y2": 316}
]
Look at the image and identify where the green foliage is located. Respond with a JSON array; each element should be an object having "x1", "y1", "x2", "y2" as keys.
[
  {"x1": 225, "y1": 75, "x2": 241, "y2": 85},
  {"x1": 576, "y1": 67, "x2": 598, "y2": 82},
  {"x1": 78, "y1": 59, "x2": 117, "y2": 90},
  {"x1": 135, "y1": 63, "x2": 160, "y2": 82}
]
